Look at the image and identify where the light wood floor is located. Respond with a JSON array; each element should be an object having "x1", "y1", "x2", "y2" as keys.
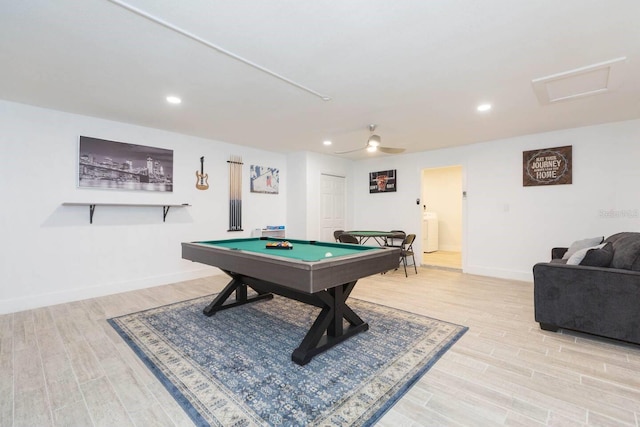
[
  {"x1": 422, "y1": 250, "x2": 462, "y2": 270},
  {"x1": 2, "y1": 268, "x2": 639, "y2": 426}
]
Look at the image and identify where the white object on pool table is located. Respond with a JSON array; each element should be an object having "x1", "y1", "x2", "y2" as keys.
[{"x1": 325, "y1": 252, "x2": 332, "y2": 257}]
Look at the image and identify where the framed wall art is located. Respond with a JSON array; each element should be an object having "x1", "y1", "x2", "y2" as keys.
[
  {"x1": 523, "y1": 145, "x2": 572, "y2": 187},
  {"x1": 78, "y1": 136, "x2": 173, "y2": 192},
  {"x1": 369, "y1": 169, "x2": 397, "y2": 193},
  {"x1": 250, "y1": 165, "x2": 279, "y2": 194}
]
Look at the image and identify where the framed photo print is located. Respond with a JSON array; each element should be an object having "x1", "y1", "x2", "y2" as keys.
[
  {"x1": 250, "y1": 165, "x2": 279, "y2": 194},
  {"x1": 78, "y1": 136, "x2": 173, "y2": 192},
  {"x1": 369, "y1": 169, "x2": 397, "y2": 193}
]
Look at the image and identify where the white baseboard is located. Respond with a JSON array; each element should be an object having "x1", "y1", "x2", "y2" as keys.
[
  {"x1": 464, "y1": 265, "x2": 533, "y2": 283},
  {"x1": 0, "y1": 267, "x2": 222, "y2": 315}
]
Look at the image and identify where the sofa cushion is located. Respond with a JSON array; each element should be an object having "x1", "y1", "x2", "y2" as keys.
[
  {"x1": 604, "y1": 232, "x2": 640, "y2": 245},
  {"x1": 580, "y1": 242, "x2": 614, "y2": 267},
  {"x1": 562, "y1": 236, "x2": 604, "y2": 260},
  {"x1": 566, "y1": 243, "x2": 606, "y2": 265},
  {"x1": 610, "y1": 235, "x2": 640, "y2": 271}
]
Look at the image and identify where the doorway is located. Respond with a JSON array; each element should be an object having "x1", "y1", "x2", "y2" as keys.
[
  {"x1": 421, "y1": 165, "x2": 463, "y2": 270},
  {"x1": 319, "y1": 173, "x2": 346, "y2": 242}
]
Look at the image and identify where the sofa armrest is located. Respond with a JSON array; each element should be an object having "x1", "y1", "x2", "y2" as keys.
[
  {"x1": 551, "y1": 247, "x2": 568, "y2": 259},
  {"x1": 533, "y1": 262, "x2": 640, "y2": 344}
]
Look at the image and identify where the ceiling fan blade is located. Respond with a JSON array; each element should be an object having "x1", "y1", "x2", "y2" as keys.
[
  {"x1": 378, "y1": 147, "x2": 406, "y2": 154},
  {"x1": 334, "y1": 147, "x2": 365, "y2": 154}
]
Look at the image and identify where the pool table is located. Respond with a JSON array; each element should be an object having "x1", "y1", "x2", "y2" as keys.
[{"x1": 181, "y1": 237, "x2": 400, "y2": 365}]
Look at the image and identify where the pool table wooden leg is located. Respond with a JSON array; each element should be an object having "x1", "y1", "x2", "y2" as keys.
[
  {"x1": 202, "y1": 275, "x2": 273, "y2": 316},
  {"x1": 291, "y1": 281, "x2": 369, "y2": 365},
  {"x1": 203, "y1": 273, "x2": 369, "y2": 365}
]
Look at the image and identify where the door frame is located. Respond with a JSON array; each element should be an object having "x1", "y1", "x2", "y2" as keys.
[
  {"x1": 319, "y1": 173, "x2": 347, "y2": 242},
  {"x1": 420, "y1": 164, "x2": 466, "y2": 270}
]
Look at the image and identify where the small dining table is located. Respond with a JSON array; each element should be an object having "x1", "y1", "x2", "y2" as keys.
[{"x1": 345, "y1": 230, "x2": 405, "y2": 246}]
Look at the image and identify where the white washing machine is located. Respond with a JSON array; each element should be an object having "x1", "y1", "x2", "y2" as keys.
[{"x1": 422, "y1": 212, "x2": 438, "y2": 253}]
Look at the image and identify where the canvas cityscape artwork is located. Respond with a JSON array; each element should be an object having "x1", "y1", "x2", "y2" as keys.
[{"x1": 78, "y1": 136, "x2": 174, "y2": 192}]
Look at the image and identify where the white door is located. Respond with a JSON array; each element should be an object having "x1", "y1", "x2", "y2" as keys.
[{"x1": 320, "y1": 174, "x2": 346, "y2": 241}]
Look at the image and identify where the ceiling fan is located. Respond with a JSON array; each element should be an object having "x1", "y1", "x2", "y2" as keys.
[{"x1": 335, "y1": 125, "x2": 406, "y2": 155}]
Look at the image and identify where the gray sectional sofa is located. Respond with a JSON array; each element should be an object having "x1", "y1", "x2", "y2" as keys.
[{"x1": 533, "y1": 232, "x2": 640, "y2": 345}]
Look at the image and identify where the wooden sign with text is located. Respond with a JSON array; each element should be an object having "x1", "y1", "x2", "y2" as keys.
[{"x1": 523, "y1": 145, "x2": 572, "y2": 187}]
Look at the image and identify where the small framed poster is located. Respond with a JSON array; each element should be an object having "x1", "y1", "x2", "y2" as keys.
[
  {"x1": 369, "y1": 170, "x2": 397, "y2": 193},
  {"x1": 523, "y1": 145, "x2": 572, "y2": 187},
  {"x1": 250, "y1": 165, "x2": 279, "y2": 194}
]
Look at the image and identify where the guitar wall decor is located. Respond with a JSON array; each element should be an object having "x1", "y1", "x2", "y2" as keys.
[{"x1": 196, "y1": 156, "x2": 209, "y2": 190}]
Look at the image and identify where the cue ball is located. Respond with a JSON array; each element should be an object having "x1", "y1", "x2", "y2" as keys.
[{"x1": 325, "y1": 252, "x2": 332, "y2": 257}]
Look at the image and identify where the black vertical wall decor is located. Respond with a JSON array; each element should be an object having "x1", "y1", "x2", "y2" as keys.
[{"x1": 227, "y1": 155, "x2": 243, "y2": 231}]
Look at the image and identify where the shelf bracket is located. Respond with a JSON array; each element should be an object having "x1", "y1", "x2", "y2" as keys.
[
  {"x1": 163, "y1": 206, "x2": 170, "y2": 222},
  {"x1": 89, "y1": 204, "x2": 96, "y2": 224}
]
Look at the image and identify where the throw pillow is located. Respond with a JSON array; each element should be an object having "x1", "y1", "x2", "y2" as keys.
[
  {"x1": 610, "y1": 235, "x2": 640, "y2": 270},
  {"x1": 562, "y1": 236, "x2": 605, "y2": 260},
  {"x1": 580, "y1": 242, "x2": 614, "y2": 267},
  {"x1": 566, "y1": 243, "x2": 606, "y2": 265}
]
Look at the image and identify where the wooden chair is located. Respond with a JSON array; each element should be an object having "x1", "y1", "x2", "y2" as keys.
[
  {"x1": 399, "y1": 234, "x2": 417, "y2": 277},
  {"x1": 333, "y1": 230, "x2": 344, "y2": 242},
  {"x1": 338, "y1": 233, "x2": 360, "y2": 244}
]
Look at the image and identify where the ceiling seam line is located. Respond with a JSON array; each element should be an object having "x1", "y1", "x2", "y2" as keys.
[{"x1": 105, "y1": 0, "x2": 332, "y2": 101}]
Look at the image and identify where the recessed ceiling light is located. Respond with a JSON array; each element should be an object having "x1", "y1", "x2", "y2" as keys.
[
  {"x1": 166, "y1": 96, "x2": 182, "y2": 104},
  {"x1": 477, "y1": 103, "x2": 492, "y2": 112},
  {"x1": 323, "y1": 140, "x2": 332, "y2": 146}
]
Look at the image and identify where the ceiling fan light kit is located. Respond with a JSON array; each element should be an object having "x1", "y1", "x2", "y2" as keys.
[
  {"x1": 334, "y1": 124, "x2": 406, "y2": 155},
  {"x1": 367, "y1": 134, "x2": 381, "y2": 147}
]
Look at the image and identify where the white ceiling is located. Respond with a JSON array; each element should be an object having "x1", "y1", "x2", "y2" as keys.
[{"x1": 1, "y1": 0, "x2": 639, "y2": 159}]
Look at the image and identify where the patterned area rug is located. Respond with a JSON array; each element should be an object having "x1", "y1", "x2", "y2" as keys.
[{"x1": 109, "y1": 294, "x2": 467, "y2": 426}]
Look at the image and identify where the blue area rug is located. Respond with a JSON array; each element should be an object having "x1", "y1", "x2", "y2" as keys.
[{"x1": 109, "y1": 294, "x2": 467, "y2": 426}]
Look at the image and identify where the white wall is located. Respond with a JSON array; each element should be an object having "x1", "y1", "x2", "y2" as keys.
[
  {"x1": 285, "y1": 151, "x2": 308, "y2": 238},
  {"x1": 3, "y1": 99, "x2": 639, "y2": 312},
  {"x1": 285, "y1": 151, "x2": 354, "y2": 240},
  {"x1": 0, "y1": 100, "x2": 287, "y2": 313},
  {"x1": 352, "y1": 119, "x2": 640, "y2": 281}
]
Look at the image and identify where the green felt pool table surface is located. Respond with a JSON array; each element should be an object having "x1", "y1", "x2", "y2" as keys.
[{"x1": 196, "y1": 237, "x2": 376, "y2": 262}]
